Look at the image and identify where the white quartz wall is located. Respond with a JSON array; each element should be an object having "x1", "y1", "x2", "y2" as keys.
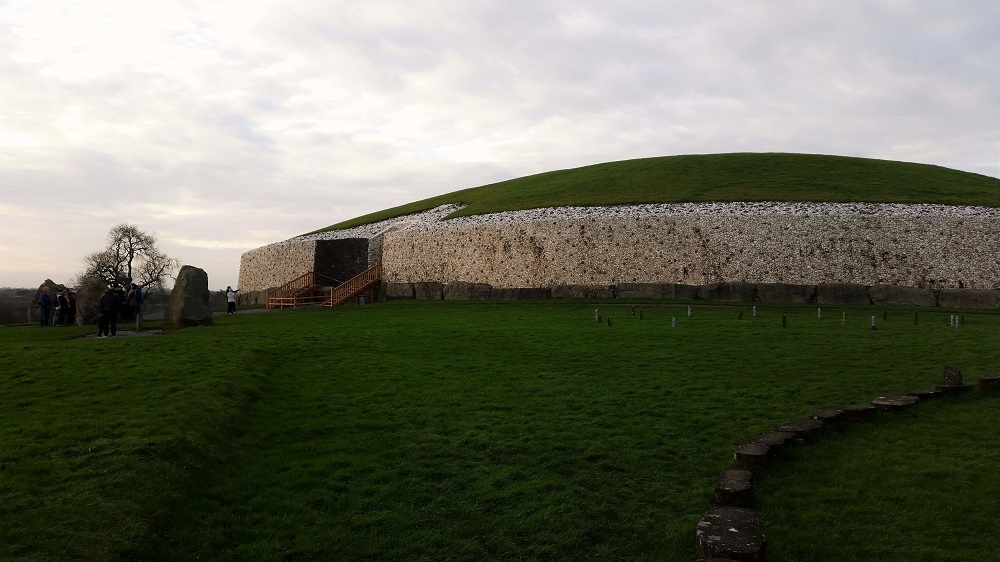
[
  {"x1": 381, "y1": 214, "x2": 1000, "y2": 289},
  {"x1": 238, "y1": 240, "x2": 317, "y2": 291}
]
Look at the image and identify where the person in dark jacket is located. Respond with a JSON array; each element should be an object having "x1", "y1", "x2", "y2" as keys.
[
  {"x1": 55, "y1": 290, "x2": 70, "y2": 326},
  {"x1": 66, "y1": 290, "x2": 77, "y2": 325},
  {"x1": 37, "y1": 287, "x2": 52, "y2": 326},
  {"x1": 98, "y1": 286, "x2": 121, "y2": 337}
]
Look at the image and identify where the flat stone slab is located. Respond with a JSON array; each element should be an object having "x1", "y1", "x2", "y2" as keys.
[
  {"x1": 775, "y1": 418, "x2": 824, "y2": 442},
  {"x1": 935, "y1": 384, "x2": 975, "y2": 396},
  {"x1": 751, "y1": 430, "x2": 797, "y2": 456},
  {"x1": 695, "y1": 507, "x2": 767, "y2": 561},
  {"x1": 733, "y1": 442, "x2": 770, "y2": 473},
  {"x1": 839, "y1": 403, "x2": 877, "y2": 423},
  {"x1": 715, "y1": 469, "x2": 754, "y2": 507},
  {"x1": 872, "y1": 395, "x2": 919, "y2": 411},
  {"x1": 811, "y1": 408, "x2": 846, "y2": 427},
  {"x1": 907, "y1": 388, "x2": 944, "y2": 400},
  {"x1": 980, "y1": 375, "x2": 1000, "y2": 392}
]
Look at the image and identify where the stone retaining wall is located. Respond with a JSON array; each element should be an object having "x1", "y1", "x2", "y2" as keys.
[
  {"x1": 238, "y1": 240, "x2": 318, "y2": 292},
  {"x1": 238, "y1": 204, "x2": 1000, "y2": 305},
  {"x1": 381, "y1": 214, "x2": 1000, "y2": 290}
]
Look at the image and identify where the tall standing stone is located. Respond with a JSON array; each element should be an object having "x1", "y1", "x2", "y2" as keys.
[{"x1": 164, "y1": 265, "x2": 213, "y2": 332}]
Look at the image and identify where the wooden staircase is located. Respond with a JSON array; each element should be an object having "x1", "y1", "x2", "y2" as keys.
[
  {"x1": 322, "y1": 263, "x2": 382, "y2": 306},
  {"x1": 265, "y1": 264, "x2": 382, "y2": 310},
  {"x1": 266, "y1": 271, "x2": 342, "y2": 309}
]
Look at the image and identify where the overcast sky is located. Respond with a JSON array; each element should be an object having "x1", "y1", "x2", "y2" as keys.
[{"x1": 1, "y1": 1, "x2": 997, "y2": 289}]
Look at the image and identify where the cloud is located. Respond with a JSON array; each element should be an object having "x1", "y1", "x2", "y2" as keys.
[{"x1": 0, "y1": 0, "x2": 997, "y2": 288}]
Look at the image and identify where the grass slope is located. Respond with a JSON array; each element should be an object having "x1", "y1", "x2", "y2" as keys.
[
  {"x1": 316, "y1": 153, "x2": 1000, "y2": 232},
  {"x1": 2, "y1": 302, "x2": 999, "y2": 560}
]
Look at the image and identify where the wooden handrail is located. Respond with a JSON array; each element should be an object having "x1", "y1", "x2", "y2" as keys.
[
  {"x1": 268, "y1": 271, "x2": 316, "y2": 300},
  {"x1": 324, "y1": 263, "x2": 382, "y2": 306}
]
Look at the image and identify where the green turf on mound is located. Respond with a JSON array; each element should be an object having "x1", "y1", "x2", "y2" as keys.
[{"x1": 313, "y1": 152, "x2": 1000, "y2": 233}]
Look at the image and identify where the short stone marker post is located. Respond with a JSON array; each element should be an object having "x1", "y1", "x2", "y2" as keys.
[
  {"x1": 817, "y1": 307, "x2": 821, "y2": 319},
  {"x1": 979, "y1": 375, "x2": 1000, "y2": 392},
  {"x1": 752, "y1": 305, "x2": 757, "y2": 317},
  {"x1": 715, "y1": 469, "x2": 754, "y2": 507},
  {"x1": 688, "y1": 305, "x2": 692, "y2": 318},
  {"x1": 811, "y1": 408, "x2": 846, "y2": 430},
  {"x1": 672, "y1": 317, "x2": 676, "y2": 328},
  {"x1": 871, "y1": 315, "x2": 876, "y2": 330},
  {"x1": 733, "y1": 442, "x2": 770, "y2": 474},
  {"x1": 695, "y1": 507, "x2": 767, "y2": 561},
  {"x1": 751, "y1": 430, "x2": 797, "y2": 458},
  {"x1": 842, "y1": 311, "x2": 845, "y2": 324},
  {"x1": 595, "y1": 309, "x2": 600, "y2": 322},
  {"x1": 631, "y1": 305, "x2": 635, "y2": 315},
  {"x1": 775, "y1": 418, "x2": 824, "y2": 443}
]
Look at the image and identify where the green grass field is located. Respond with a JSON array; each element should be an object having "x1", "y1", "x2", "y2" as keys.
[
  {"x1": 314, "y1": 153, "x2": 1000, "y2": 232},
  {"x1": 2, "y1": 302, "x2": 998, "y2": 560}
]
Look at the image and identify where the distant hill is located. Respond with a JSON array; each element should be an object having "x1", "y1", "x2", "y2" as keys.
[{"x1": 311, "y1": 153, "x2": 1000, "y2": 233}]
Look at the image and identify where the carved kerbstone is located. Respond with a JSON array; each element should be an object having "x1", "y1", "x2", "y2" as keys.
[
  {"x1": 715, "y1": 469, "x2": 754, "y2": 508},
  {"x1": 695, "y1": 507, "x2": 767, "y2": 562},
  {"x1": 775, "y1": 418, "x2": 824, "y2": 443},
  {"x1": 751, "y1": 431, "x2": 797, "y2": 457},
  {"x1": 907, "y1": 388, "x2": 945, "y2": 400},
  {"x1": 871, "y1": 395, "x2": 919, "y2": 411},
  {"x1": 811, "y1": 408, "x2": 846, "y2": 429},
  {"x1": 980, "y1": 375, "x2": 1000, "y2": 392},
  {"x1": 733, "y1": 442, "x2": 770, "y2": 474},
  {"x1": 839, "y1": 404, "x2": 877, "y2": 423}
]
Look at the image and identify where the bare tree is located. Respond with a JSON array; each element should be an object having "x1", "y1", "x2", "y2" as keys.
[{"x1": 79, "y1": 224, "x2": 180, "y2": 290}]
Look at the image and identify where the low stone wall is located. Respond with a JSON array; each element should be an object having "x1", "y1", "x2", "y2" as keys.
[
  {"x1": 381, "y1": 214, "x2": 1000, "y2": 290},
  {"x1": 381, "y1": 280, "x2": 1000, "y2": 308},
  {"x1": 698, "y1": 367, "x2": 998, "y2": 560}
]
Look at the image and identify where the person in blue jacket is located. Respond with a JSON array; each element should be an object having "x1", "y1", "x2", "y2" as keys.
[{"x1": 37, "y1": 287, "x2": 52, "y2": 326}]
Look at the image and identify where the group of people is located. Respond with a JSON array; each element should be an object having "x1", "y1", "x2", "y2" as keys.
[
  {"x1": 36, "y1": 286, "x2": 77, "y2": 326},
  {"x1": 97, "y1": 282, "x2": 144, "y2": 337}
]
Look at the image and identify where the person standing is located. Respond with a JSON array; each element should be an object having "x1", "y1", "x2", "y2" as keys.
[
  {"x1": 98, "y1": 285, "x2": 121, "y2": 337},
  {"x1": 113, "y1": 283, "x2": 126, "y2": 320},
  {"x1": 226, "y1": 286, "x2": 238, "y2": 314},
  {"x1": 123, "y1": 283, "x2": 137, "y2": 321},
  {"x1": 134, "y1": 283, "x2": 145, "y2": 331},
  {"x1": 54, "y1": 289, "x2": 70, "y2": 326},
  {"x1": 37, "y1": 287, "x2": 52, "y2": 326},
  {"x1": 66, "y1": 290, "x2": 77, "y2": 326}
]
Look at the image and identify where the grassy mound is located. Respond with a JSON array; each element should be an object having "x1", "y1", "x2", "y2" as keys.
[{"x1": 316, "y1": 153, "x2": 1000, "y2": 232}]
